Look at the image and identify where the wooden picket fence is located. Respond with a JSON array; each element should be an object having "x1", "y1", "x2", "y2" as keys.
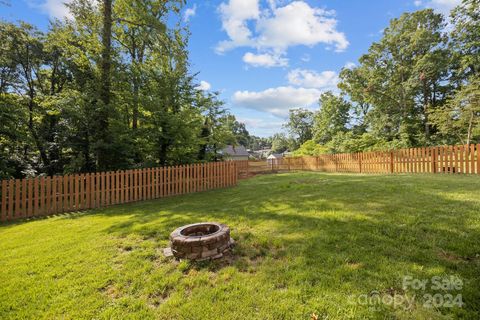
[
  {"x1": 0, "y1": 161, "x2": 237, "y2": 223},
  {"x1": 238, "y1": 144, "x2": 480, "y2": 177}
]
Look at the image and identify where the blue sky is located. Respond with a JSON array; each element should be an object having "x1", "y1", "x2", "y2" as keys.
[{"x1": 1, "y1": 0, "x2": 460, "y2": 137}]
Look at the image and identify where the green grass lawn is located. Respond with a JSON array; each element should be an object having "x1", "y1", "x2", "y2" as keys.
[{"x1": 1, "y1": 172, "x2": 479, "y2": 319}]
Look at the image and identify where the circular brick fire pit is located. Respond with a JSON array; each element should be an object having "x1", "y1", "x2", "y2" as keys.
[{"x1": 169, "y1": 222, "x2": 234, "y2": 261}]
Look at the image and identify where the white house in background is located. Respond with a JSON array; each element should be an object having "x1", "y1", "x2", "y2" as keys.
[
  {"x1": 267, "y1": 153, "x2": 283, "y2": 165},
  {"x1": 254, "y1": 149, "x2": 272, "y2": 159},
  {"x1": 221, "y1": 145, "x2": 249, "y2": 161}
]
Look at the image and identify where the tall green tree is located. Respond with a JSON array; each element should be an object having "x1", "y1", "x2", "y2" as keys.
[
  {"x1": 429, "y1": 78, "x2": 480, "y2": 145},
  {"x1": 271, "y1": 133, "x2": 294, "y2": 154},
  {"x1": 284, "y1": 108, "x2": 314, "y2": 147},
  {"x1": 428, "y1": 0, "x2": 479, "y2": 145},
  {"x1": 0, "y1": 0, "x2": 248, "y2": 178},
  {"x1": 94, "y1": 0, "x2": 114, "y2": 170},
  {"x1": 339, "y1": 10, "x2": 449, "y2": 146},
  {"x1": 449, "y1": 0, "x2": 479, "y2": 81},
  {"x1": 313, "y1": 92, "x2": 351, "y2": 144}
]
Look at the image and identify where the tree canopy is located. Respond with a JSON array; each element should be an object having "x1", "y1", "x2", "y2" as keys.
[
  {"x1": 282, "y1": 2, "x2": 479, "y2": 155},
  {"x1": 0, "y1": 0, "x2": 250, "y2": 179},
  {"x1": 2, "y1": 1, "x2": 479, "y2": 177}
]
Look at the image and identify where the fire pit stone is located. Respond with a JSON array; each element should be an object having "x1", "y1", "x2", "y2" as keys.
[{"x1": 168, "y1": 222, "x2": 234, "y2": 261}]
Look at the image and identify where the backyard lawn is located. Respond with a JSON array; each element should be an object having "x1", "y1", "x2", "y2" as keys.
[{"x1": 0, "y1": 172, "x2": 479, "y2": 319}]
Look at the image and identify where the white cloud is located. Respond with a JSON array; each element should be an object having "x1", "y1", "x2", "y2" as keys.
[
  {"x1": 237, "y1": 117, "x2": 284, "y2": 130},
  {"x1": 196, "y1": 81, "x2": 211, "y2": 91},
  {"x1": 217, "y1": 0, "x2": 260, "y2": 52},
  {"x1": 255, "y1": 2, "x2": 349, "y2": 52},
  {"x1": 34, "y1": 0, "x2": 73, "y2": 19},
  {"x1": 233, "y1": 86, "x2": 320, "y2": 117},
  {"x1": 216, "y1": 0, "x2": 348, "y2": 60},
  {"x1": 287, "y1": 69, "x2": 339, "y2": 89},
  {"x1": 416, "y1": 0, "x2": 461, "y2": 14},
  {"x1": 184, "y1": 4, "x2": 197, "y2": 22},
  {"x1": 344, "y1": 61, "x2": 356, "y2": 69},
  {"x1": 236, "y1": 116, "x2": 285, "y2": 137},
  {"x1": 243, "y1": 52, "x2": 288, "y2": 68}
]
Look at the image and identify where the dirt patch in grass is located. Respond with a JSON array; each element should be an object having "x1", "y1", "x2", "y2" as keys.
[
  {"x1": 438, "y1": 249, "x2": 480, "y2": 263},
  {"x1": 100, "y1": 281, "x2": 122, "y2": 300},
  {"x1": 345, "y1": 261, "x2": 364, "y2": 270},
  {"x1": 147, "y1": 290, "x2": 171, "y2": 309}
]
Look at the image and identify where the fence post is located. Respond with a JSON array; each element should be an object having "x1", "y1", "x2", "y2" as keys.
[
  {"x1": 359, "y1": 153, "x2": 362, "y2": 173},
  {"x1": 1, "y1": 180, "x2": 6, "y2": 222},
  {"x1": 390, "y1": 151, "x2": 394, "y2": 174},
  {"x1": 477, "y1": 144, "x2": 480, "y2": 175},
  {"x1": 234, "y1": 162, "x2": 238, "y2": 185}
]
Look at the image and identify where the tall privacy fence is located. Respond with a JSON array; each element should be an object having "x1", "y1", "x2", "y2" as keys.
[
  {"x1": 0, "y1": 161, "x2": 237, "y2": 222},
  {"x1": 238, "y1": 144, "x2": 480, "y2": 177}
]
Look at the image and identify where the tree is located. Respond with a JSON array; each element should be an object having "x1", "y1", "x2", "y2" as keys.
[
  {"x1": 0, "y1": 0, "x2": 246, "y2": 177},
  {"x1": 292, "y1": 140, "x2": 328, "y2": 156},
  {"x1": 429, "y1": 77, "x2": 480, "y2": 145},
  {"x1": 247, "y1": 136, "x2": 271, "y2": 151},
  {"x1": 113, "y1": 0, "x2": 183, "y2": 131},
  {"x1": 338, "y1": 10, "x2": 449, "y2": 146},
  {"x1": 338, "y1": 67, "x2": 371, "y2": 135},
  {"x1": 427, "y1": 0, "x2": 480, "y2": 146},
  {"x1": 196, "y1": 92, "x2": 233, "y2": 161},
  {"x1": 271, "y1": 133, "x2": 293, "y2": 153},
  {"x1": 224, "y1": 115, "x2": 250, "y2": 147},
  {"x1": 313, "y1": 92, "x2": 351, "y2": 144},
  {"x1": 0, "y1": 22, "x2": 64, "y2": 175},
  {"x1": 449, "y1": 0, "x2": 479, "y2": 81},
  {"x1": 284, "y1": 108, "x2": 314, "y2": 147},
  {"x1": 94, "y1": 0, "x2": 114, "y2": 170}
]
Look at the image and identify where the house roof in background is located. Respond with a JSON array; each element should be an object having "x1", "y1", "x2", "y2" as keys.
[
  {"x1": 267, "y1": 154, "x2": 283, "y2": 159},
  {"x1": 222, "y1": 145, "x2": 249, "y2": 157}
]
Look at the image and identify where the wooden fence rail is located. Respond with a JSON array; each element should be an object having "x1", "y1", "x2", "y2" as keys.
[
  {"x1": 238, "y1": 144, "x2": 480, "y2": 177},
  {"x1": 0, "y1": 161, "x2": 237, "y2": 223}
]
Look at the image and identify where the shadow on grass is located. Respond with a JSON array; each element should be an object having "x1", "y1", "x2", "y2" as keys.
[
  {"x1": 86, "y1": 174, "x2": 478, "y2": 298},
  {"x1": 25, "y1": 172, "x2": 480, "y2": 317}
]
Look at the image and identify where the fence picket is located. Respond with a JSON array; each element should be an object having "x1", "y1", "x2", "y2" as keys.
[
  {"x1": 44, "y1": 177, "x2": 50, "y2": 215},
  {"x1": 21, "y1": 178, "x2": 27, "y2": 218},
  {"x1": 59, "y1": 176, "x2": 64, "y2": 212},
  {"x1": 177, "y1": 166, "x2": 180, "y2": 194},
  {"x1": 477, "y1": 144, "x2": 480, "y2": 174},
  {"x1": 80, "y1": 174, "x2": 85, "y2": 209},
  {"x1": 194, "y1": 164, "x2": 198, "y2": 192},
  {"x1": 13, "y1": 179, "x2": 20, "y2": 219},
  {"x1": 180, "y1": 166, "x2": 184, "y2": 195},
  {"x1": 470, "y1": 144, "x2": 475, "y2": 174},
  {"x1": 0, "y1": 180, "x2": 6, "y2": 221}
]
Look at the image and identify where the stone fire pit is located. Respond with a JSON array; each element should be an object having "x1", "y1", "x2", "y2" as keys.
[{"x1": 166, "y1": 222, "x2": 234, "y2": 261}]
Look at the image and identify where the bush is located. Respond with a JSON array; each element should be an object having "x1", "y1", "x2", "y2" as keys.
[{"x1": 292, "y1": 140, "x2": 329, "y2": 156}]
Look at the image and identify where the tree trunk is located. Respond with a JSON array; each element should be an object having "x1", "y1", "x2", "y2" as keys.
[
  {"x1": 97, "y1": 0, "x2": 113, "y2": 170},
  {"x1": 132, "y1": 78, "x2": 139, "y2": 129},
  {"x1": 100, "y1": 0, "x2": 112, "y2": 108},
  {"x1": 197, "y1": 123, "x2": 210, "y2": 161},
  {"x1": 27, "y1": 91, "x2": 49, "y2": 171},
  {"x1": 422, "y1": 78, "x2": 430, "y2": 140},
  {"x1": 158, "y1": 142, "x2": 169, "y2": 166},
  {"x1": 466, "y1": 110, "x2": 474, "y2": 147}
]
